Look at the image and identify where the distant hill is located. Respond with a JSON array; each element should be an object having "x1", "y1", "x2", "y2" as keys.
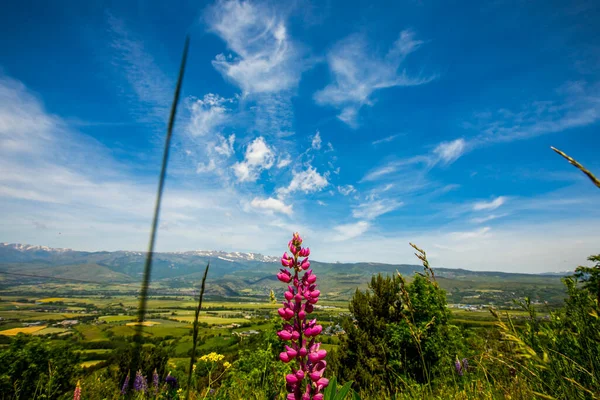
[{"x1": 0, "y1": 242, "x2": 570, "y2": 303}]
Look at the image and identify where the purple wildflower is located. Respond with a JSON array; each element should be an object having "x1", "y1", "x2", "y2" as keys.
[
  {"x1": 455, "y1": 357, "x2": 469, "y2": 376},
  {"x1": 165, "y1": 372, "x2": 178, "y2": 389},
  {"x1": 133, "y1": 370, "x2": 148, "y2": 392},
  {"x1": 121, "y1": 373, "x2": 130, "y2": 395},
  {"x1": 152, "y1": 369, "x2": 159, "y2": 391},
  {"x1": 277, "y1": 233, "x2": 329, "y2": 400},
  {"x1": 455, "y1": 358, "x2": 463, "y2": 376}
]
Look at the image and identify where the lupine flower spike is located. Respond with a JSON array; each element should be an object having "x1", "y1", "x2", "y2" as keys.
[
  {"x1": 277, "y1": 233, "x2": 328, "y2": 400},
  {"x1": 455, "y1": 357, "x2": 468, "y2": 376},
  {"x1": 134, "y1": 369, "x2": 148, "y2": 392},
  {"x1": 152, "y1": 368, "x2": 159, "y2": 392},
  {"x1": 73, "y1": 380, "x2": 81, "y2": 400},
  {"x1": 121, "y1": 372, "x2": 130, "y2": 395}
]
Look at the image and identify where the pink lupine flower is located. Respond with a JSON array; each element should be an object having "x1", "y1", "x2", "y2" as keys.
[
  {"x1": 278, "y1": 269, "x2": 293, "y2": 283},
  {"x1": 73, "y1": 381, "x2": 81, "y2": 400},
  {"x1": 276, "y1": 233, "x2": 329, "y2": 400}
]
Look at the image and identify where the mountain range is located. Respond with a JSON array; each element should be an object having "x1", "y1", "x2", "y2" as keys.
[{"x1": 0, "y1": 243, "x2": 570, "y2": 302}]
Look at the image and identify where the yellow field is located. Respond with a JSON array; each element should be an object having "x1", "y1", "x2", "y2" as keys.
[
  {"x1": 125, "y1": 321, "x2": 161, "y2": 327},
  {"x1": 0, "y1": 325, "x2": 48, "y2": 335},
  {"x1": 80, "y1": 360, "x2": 104, "y2": 368},
  {"x1": 36, "y1": 297, "x2": 66, "y2": 303}
]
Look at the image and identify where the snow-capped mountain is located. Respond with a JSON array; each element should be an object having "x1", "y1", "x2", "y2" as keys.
[{"x1": 0, "y1": 243, "x2": 278, "y2": 263}]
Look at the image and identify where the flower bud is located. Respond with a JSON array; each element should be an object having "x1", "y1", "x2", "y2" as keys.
[
  {"x1": 299, "y1": 347, "x2": 308, "y2": 357},
  {"x1": 316, "y1": 377, "x2": 329, "y2": 391},
  {"x1": 300, "y1": 258, "x2": 310, "y2": 270},
  {"x1": 285, "y1": 374, "x2": 298, "y2": 384},
  {"x1": 280, "y1": 352, "x2": 291, "y2": 363},
  {"x1": 277, "y1": 330, "x2": 292, "y2": 341}
]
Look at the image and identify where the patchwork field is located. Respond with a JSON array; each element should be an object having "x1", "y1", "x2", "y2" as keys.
[{"x1": 0, "y1": 325, "x2": 47, "y2": 335}]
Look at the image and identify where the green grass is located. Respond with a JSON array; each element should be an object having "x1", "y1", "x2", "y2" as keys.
[
  {"x1": 32, "y1": 327, "x2": 69, "y2": 335},
  {"x1": 98, "y1": 315, "x2": 136, "y2": 322},
  {"x1": 74, "y1": 325, "x2": 107, "y2": 341}
]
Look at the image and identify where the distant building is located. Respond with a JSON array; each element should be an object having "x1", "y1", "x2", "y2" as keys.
[{"x1": 58, "y1": 320, "x2": 78, "y2": 326}]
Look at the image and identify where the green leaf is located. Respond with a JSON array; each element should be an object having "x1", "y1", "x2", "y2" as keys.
[
  {"x1": 335, "y1": 381, "x2": 353, "y2": 400},
  {"x1": 324, "y1": 376, "x2": 337, "y2": 400},
  {"x1": 351, "y1": 390, "x2": 361, "y2": 400}
]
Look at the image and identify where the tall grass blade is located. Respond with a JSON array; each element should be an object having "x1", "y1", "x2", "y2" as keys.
[
  {"x1": 186, "y1": 262, "x2": 210, "y2": 400},
  {"x1": 130, "y1": 36, "x2": 189, "y2": 378},
  {"x1": 551, "y1": 146, "x2": 600, "y2": 189}
]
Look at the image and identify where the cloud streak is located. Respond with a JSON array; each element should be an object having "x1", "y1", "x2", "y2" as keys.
[{"x1": 315, "y1": 30, "x2": 436, "y2": 127}]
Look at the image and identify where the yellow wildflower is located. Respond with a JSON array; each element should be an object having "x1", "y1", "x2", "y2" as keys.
[{"x1": 223, "y1": 361, "x2": 231, "y2": 369}]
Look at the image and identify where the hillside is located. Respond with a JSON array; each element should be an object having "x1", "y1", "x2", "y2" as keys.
[{"x1": 0, "y1": 243, "x2": 569, "y2": 303}]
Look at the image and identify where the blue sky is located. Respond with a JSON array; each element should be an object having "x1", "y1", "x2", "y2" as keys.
[{"x1": 1, "y1": 0, "x2": 599, "y2": 272}]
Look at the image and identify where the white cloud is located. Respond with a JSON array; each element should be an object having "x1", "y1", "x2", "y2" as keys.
[
  {"x1": 204, "y1": 0, "x2": 308, "y2": 94},
  {"x1": 352, "y1": 198, "x2": 403, "y2": 220},
  {"x1": 372, "y1": 134, "x2": 400, "y2": 145},
  {"x1": 311, "y1": 130, "x2": 322, "y2": 150},
  {"x1": 317, "y1": 200, "x2": 327, "y2": 206},
  {"x1": 433, "y1": 138, "x2": 466, "y2": 165},
  {"x1": 331, "y1": 221, "x2": 370, "y2": 242},
  {"x1": 187, "y1": 94, "x2": 232, "y2": 137},
  {"x1": 214, "y1": 134, "x2": 236, "y2": 157},
  {"x1": 250, "y1": 197, "x2": 292, "y2": 215},
  {"x1": 277, "y1": 154, "x2": 292, "y2": 168},
  {"x1": 314, "y1": 30, "x2": 436, "y2": 127},
  {"x1": 473, "y1": 196, "x2": 507, "y2": 211},
  {"x1": 232, "y1": 136, "x2": 275, "y2": 182},
  {"x1": 278, "y1": 166, "x2": 328, "y2": 196},
  {"x1": 337, "y1": 185, "x2": 356, "y2": 196}
]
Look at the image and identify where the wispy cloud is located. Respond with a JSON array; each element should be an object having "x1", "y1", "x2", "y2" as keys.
[
  {"x1": 352, "y1": 198, "x2": 403, "y2": 220},
  {"x1": 372, "y1": 134, "x2": 400, "y2": 146},
  {"x1": 337, "y1": 185, "x2": 356, "y2": 196},
  {"x1": 107, "y1": 13, "x2": 172, "y2": 126},
  {"x1": 468, "y1": 81, "x2": 600, "y2": 145},
  {"x1": 204, "y1": 0, "x2": 309, "y2": 94},
  {"x1": 433, "y1": 138, "x2": 467, "y2": 165},
  {"x1": 311, "y1": 130, "x2": 322, "y2": 150},
  {"x1": 473, "y1": 196, "x2": 507, "y2": 211},
  {"x1": 314, "y1": 30, "x2": 436, "y2": 127}
]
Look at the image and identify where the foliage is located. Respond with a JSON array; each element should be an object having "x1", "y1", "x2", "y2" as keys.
[
  {"x1": 0, "y1": 335, "x2": 81, "y2": 399},
  {"x1": 331, "y1": 245, "x2": 461, "y2": 396}
]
